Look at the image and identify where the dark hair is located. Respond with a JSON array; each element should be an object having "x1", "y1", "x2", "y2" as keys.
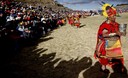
[{"x1": 106, "y1": 6, "x2": 111, "y2": 10}]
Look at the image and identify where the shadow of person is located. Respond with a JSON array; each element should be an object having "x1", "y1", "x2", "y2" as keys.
[
  {"x1": 83, "y1": 61, "x2": 110, "y2": 78},
  {"x1": 37, "y1": 37, "x2": 54, "y2": 43},
  {"x1": 1, "y1": 44, "x2": 93, "y2": 78},
  {"x1": 79, "y1": 24, "x2": 86, "y2": 28},
  {"x1": 109, "y1": 59, "x2": 128, "y2": 78},
  {"x1": 53, "y1": 57, "x2": 92, "y2": 78},
  {"x1": 2, "y1": 50, "x2": 61, "y2": 78}
]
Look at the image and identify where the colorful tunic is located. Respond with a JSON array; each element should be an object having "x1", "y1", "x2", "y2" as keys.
[
  {"x1": 94, "y1": 21, "x2": 124, "y2": 65},
  {"x1": 74, "y1": 16, "x2": 80, "y2": 27}
]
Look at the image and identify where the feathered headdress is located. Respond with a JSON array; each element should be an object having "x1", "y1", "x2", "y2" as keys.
[{"x1": 101, "y1": 1, "x2": 116, "y2": 17}]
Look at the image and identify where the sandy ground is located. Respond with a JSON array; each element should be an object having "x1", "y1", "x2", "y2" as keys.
[{"x1": 4, "y1": 13, "x2": 128, "y2": 78}]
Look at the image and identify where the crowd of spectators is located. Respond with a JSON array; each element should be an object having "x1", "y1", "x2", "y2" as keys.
[
  {"x1": 0, "y1": 0, "x2": 67, "y2": 53},
  {"x1": 0, "y1": 0, "x2": 99, "y2": 54}
]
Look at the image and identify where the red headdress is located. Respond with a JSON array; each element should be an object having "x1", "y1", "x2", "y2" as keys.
[{"x1": 102, "y1": 3, "x2": 117, "y2": 17}]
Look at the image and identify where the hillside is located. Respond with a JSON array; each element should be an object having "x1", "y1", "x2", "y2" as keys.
[
  {"x1": 115, "y1": 4, "x2": 128, "y2": 11},
  {"x1": 15, "y1": 0, "x2": 72, "y2": 11}
]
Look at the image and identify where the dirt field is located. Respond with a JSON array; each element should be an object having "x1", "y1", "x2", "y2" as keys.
[{"x1": 4, "y1": 13, "x2": 128, "y2": 78}]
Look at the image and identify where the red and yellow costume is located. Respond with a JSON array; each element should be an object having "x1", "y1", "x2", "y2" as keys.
[
  {"x1": 68, "y1": 15, "x2": 74, "y2": 26},
  {"x1": 74, "y1": 15, "x2": 80, "y2": 28},
  {"x1": 94, "y1": 3, "x2": 124, "y2": 67},
  {"x1": 95, "y1": 21, "x2": 124, "y2": 65}
]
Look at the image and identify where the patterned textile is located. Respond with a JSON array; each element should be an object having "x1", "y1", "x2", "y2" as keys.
[
  {"x1": 104, "y1": 39, "x2": 123, "y2": 58},
  {"x1": 94, "y1": 21, "x2": 124, "y2": 65}
]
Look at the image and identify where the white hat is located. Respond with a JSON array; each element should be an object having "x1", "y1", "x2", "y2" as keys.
[
  {"x1": 7, "y1": 19, "x2": 11, "y2": 22},
  {"x1": 15, "y1": 17, "x2": 21, "y2": 20}
]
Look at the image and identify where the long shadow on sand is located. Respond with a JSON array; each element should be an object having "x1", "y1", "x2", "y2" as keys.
[
  {"x1": 83, "y1": 62, "x2": 110, "y2": 78},
  {"x1": 1, "y1": 32, "x2": 93, "y2": 78},
  {"x1": 109, "y1": 59, "x2": 128, "y2": 78},
  {"x1": 83, "y1": 61, "x2": 128, "y2": 78},
  {"x1": 1, "y1": 32, "x2": 128, "y2": 78},
  {"x1": 1, "y1": 46, "x2": 92, "y2": 78},
  {"x1": 79, "y1": 24, "x2": 86, "y2": 28}
]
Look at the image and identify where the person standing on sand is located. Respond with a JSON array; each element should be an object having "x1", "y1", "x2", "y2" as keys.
[
  {"x1": 94, "y1": 3, "x2": 124, "y2": 72},
  {"x1": 74, "y1": 13, "x2": 81, "y2": 28}
]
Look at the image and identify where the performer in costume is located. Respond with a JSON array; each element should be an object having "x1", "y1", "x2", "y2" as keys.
[
  {"x1": 68, "y1": 14, "x2": 74, "y2": 26},
  {"x1": 74, "y1": 14, "x2": 81, "y2": 28},
  {"x1": 94, "y1": 3, "x2": 124, "y2": 72}
]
